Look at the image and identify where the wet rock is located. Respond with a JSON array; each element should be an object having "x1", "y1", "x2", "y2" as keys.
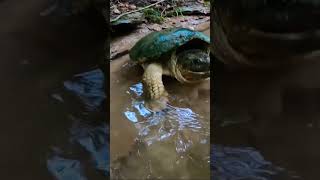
[
  {"x1": 128, "y1": 4, "x2": 136, "y2": 10},
  {"x1": 111, "y1": 12, "x2": 145, "y2": 27},
  {"x1": 176, "y1": 5, "x2": 210, "y2": 16},
  {"x1": 165, "y1": 1, "x2": 210, "y2": 17},
  {"x1": 113, "y1": 8, "x2": 121, "y2": 14}
]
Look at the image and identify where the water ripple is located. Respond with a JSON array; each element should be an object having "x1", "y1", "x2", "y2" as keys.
[{"x1": 125, "y1": 82, "x2": 210, "y2": 155}]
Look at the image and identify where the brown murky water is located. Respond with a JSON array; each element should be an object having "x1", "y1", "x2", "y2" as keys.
[{"x1": 110, "y1": 29, "x2": 210, "y2": 179}]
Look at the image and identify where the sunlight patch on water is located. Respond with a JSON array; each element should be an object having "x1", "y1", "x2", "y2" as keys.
[{"x1": 124, "y1": 111, "x2": 138, "y2": 123}]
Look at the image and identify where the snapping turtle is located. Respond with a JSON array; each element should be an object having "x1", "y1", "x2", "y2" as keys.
[{"x1": 129, "y1": 28, "x2": 210, "y2": 110}]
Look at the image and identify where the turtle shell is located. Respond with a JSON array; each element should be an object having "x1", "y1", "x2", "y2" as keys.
[{"x1": 129, "y1": 28, "x2": 210, "y2": 63}]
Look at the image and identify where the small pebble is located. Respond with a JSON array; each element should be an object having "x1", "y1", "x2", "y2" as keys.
[
  {"x1": 129, "y1": 4, "x2": 136, "y2": 10},
  {"x1": 113, "y1": 8, "x2": 121, "y2": 14}
]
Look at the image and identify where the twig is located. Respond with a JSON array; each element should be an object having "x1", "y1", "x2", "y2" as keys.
[
  {"x1": 111, "y1": 0, "x2": 166, "y2": 22},
  {"x1": 160, "y1": 6, "x2": 167, "y2": 17}
]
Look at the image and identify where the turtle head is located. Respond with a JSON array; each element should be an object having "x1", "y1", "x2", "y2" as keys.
[{"x1": 170, "y1": 49, "x2": 210, "y2": 83}]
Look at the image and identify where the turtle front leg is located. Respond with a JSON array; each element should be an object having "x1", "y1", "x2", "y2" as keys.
[{"x1": 142, "y1": 63, "x2": 168, "y2": 111}]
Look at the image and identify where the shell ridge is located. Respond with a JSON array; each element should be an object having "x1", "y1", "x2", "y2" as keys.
[{"x1": 130, "y1": 28, "x2": 210, "y2": 64}]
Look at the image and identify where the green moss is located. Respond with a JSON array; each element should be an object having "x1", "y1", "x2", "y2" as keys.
[{"x1": 143, "y1": 8, "x2": 165, "y2": 24}]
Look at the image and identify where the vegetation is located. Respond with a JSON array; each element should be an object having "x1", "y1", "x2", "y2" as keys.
[
  {"x1": 111, "y1": 0, "x2": 209, "y2": 24},
  {"x1": 143, "y1": 8, "x2": 165, "y2": 23}
]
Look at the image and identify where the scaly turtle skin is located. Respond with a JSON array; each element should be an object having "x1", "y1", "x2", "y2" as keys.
[
  {"x1": 212, "y1": 0, "x2": 320, "y2": 67},
  {"x1": 129, "y1": 28, "x2": 210, "y2": 110}
]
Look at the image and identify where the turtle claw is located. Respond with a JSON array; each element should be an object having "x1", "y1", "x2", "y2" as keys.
[{"x1": 144, "y1": 96, "x2": 169, "y2": 112}]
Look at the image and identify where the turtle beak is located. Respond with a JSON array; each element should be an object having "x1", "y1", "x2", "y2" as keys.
[{"x1": 182, "y1": 70, "x2": 210, "y2": 82}]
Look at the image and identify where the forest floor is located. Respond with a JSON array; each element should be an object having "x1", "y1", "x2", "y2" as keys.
[{"x1": 109, "y1": 0, "x2": 210, "y2": 60}]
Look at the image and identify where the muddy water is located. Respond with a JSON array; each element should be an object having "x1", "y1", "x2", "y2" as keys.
[{"x1": 110, "y1": 30, "x2": 210, "y2": 179}]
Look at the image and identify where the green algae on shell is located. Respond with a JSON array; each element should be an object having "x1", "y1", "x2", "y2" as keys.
[{"x1": 129, "y1": 28, "x2": 210, "y2": 64}]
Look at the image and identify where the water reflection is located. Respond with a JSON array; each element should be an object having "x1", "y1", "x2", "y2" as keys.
[
  {"x1": 47, "y1": 156, "x2": 86, "y2": 180},
  {"x1": 211, "y1": 145, "x2": 301, "y2": 180},
  {"x1": 63, "y1": 69, "x2": 106, "y2": 112},
  {"x1": 47, "y1": 69, "x2": 108, "y2": 180}
]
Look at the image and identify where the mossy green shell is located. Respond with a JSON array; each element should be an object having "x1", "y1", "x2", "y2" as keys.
[{"x1": 129, "y1": 28, "x2": 210, "y2": 63}]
